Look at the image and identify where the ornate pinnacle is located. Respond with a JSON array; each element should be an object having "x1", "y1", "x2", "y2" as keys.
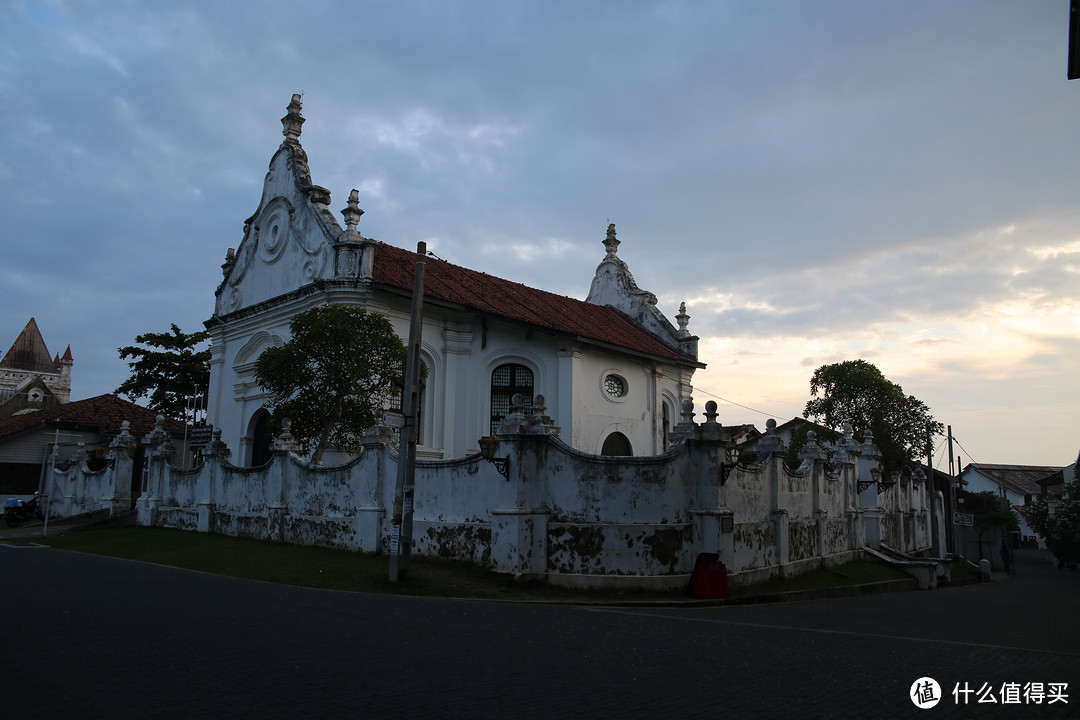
[
  {"x1": 342, "y1": 189, "x2": 365, "y2": 232},
  {"x1": 676, "y1": 301, "x2": 690, "y2": 337},
  {"x1": 603, "y1": 223, "x2": 620, "y2": 258},
  {"x1": 281, "y1": 93, "x2": 305, "y2": 144}
]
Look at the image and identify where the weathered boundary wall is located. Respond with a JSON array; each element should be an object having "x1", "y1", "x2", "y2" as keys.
[{"x1": 44, "y1": 407, "x2": 937, "y2": 589}]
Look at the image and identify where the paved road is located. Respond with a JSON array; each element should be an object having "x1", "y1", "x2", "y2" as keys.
[{"x1": 2, "y1": 545, "x2": 1076, "y2": 718}]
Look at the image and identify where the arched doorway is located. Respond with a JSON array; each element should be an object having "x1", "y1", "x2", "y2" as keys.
[
  {"x1": 601, "y1": 431, "x2": 632, "y2": 456},
  {"x1": 247, "y1": 409, "x2": 273, "y2": 466}
]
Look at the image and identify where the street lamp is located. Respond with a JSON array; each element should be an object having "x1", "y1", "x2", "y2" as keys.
[
  {"x1": 719, "y1": 445, "x2": 740, "y2": 485},
  {"x1": 478, "y1": 436, "x2": 510, "y2": 480},
  {"x1": 859, "y1": 466, "x2": 881, "y2": 494},
  {"x1": 877, "y1": 468, "x2": 896, "y2": 494}
]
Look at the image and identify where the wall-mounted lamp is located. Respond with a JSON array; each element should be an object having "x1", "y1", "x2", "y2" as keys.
[
  {"x1": 877, "y1": 469, "x2": 897, "y2": 494},
  {"x1": 859, "y1": 466, "x2": 881, "y2": 494},
  {"x1": 478, "y1": 436, "x2": 510, "y2": 480},
  {"x1": 719, "y1": 445, "x2": 740, "y2": 485}
]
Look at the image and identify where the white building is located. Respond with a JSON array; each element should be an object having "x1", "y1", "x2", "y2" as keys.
[
  {"x1": 958, "y1": 462, "x2": 1063, "y2": 548},
  {"x1": 206, "y1": 96, "x2": 703, "y2": 465}
]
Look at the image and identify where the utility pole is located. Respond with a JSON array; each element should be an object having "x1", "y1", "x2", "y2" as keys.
[
  {"x1": 947, "y1": 425, "x2": 959, "y2": 556},
  {"x1": 389, "y1": 241, "x2": 427, "y2": 582},
  {"x1": 926, "y1": 424, "x2": 938, "y2": 556}
]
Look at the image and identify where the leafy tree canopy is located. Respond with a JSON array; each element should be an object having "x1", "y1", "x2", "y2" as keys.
[
  {"x1": 1023, "y1": 467, "x2": 1080, "y2": 565},
  {"x1": 254, "y1": 304, "x2": 407, "y2": 465},
  {"x1": 116, "y1": 324, "x2": 210, "y2": 418},
  {"x1": 803, "y1": 359, "x2": 943, "y2": 472}
]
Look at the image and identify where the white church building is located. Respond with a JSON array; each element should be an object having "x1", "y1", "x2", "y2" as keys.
[{"x1": 206, "y1": 95, "x2": 703, "y2": 465}]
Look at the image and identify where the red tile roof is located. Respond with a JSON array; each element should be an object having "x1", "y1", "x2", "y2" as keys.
[
  {"x1": 0, "y1": 394, "x2": 185, "y2": 440},
  {"x1": 371, "y1": 242, "x2": 700, "y2": 365}
]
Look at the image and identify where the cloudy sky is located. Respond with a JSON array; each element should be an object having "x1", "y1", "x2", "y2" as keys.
[{"x1": 2, "y1": 1, "x2": 1077, "y2": 468}]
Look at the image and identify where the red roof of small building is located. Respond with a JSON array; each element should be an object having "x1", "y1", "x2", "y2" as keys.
[
  {"x1": 0, "y1": 394, "x2": 185, "y2": 440},
  {"x1": 371, "y1": 242, "x2": 699, "y2": 365}
]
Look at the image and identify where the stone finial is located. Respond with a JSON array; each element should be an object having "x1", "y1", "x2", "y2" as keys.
[
  {"x1": 912, "y1": 466, "x2": 925, "y2": 487},
  {"x1": 799, "y1": 430, "x2": 827, "y2": 465},
  {"x1": 342, "y1": 189, "x2": 365, "y2": 233},
  {"x1": 117, "y1": 420, "x2": 133, "y2": 442},
  {"x1": 680, "y1": 398, "x2": 695, "y2": 424},
  {"x1": 282, "y1": 94, "x2": 305, "y2": 144},
  {"x1": 496, "y1": 393, "x2": 557, "y2": 436},
  {"x1": 861, "y1": 426, "x2": 878, "y2": 457},
  {"x1": 208, "y1": 428, "x2": 232, "y2": 459},
  {"x1": 222, "y1": 248, "x2": 235, "y2": 278},
  {"x1": 676, "y1": 302, "x2": 691, "y2": 337},
  {"x1": 833, "y1": 421, "x2": 858, "y2": 466},
  {"x1": 603, "y1": 223, "x2": 620, "y2": 258},
  {"x1": 531, "y1": 394, "x2": 559, "y2": 435},
  {"x1": 704, "y1": 400, "x2": 719, "y2": 425},
  {"x1": 755, "y1": 418, "x2": 784, "y2": 455},
  {"x1": 111, "y1": 420, "x2": 136, "y2": 455},
  {"x1": 273, "y1": 418, "x2": 300, "y2": 454},
  {"x1": 70, "y1": 442, "x2": 88, "y2": 466}
]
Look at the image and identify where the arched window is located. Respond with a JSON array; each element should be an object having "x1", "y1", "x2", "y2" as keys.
[
  {"x1": 248, "y1": 409, "x2": 272, "y2": 466},
  {"x1": 490, "y1": 363, "x2": 533, "y2": 435},
  {"x1": 601, "y1": 432, "x2": 632, "y2": 456},
  {"x1": 390, "y1": 361, "x2": 427, "y2": 445}
]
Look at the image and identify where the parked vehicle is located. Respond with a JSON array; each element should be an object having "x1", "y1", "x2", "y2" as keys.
[{"x1": 4, "y1": 494, "x2": 44, "y2": 528}]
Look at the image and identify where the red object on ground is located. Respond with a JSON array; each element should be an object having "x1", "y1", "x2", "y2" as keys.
[{"x1": 688, "y1": 552, "x2": 730, "y2": 599}]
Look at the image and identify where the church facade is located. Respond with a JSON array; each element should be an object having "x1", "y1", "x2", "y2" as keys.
[
  {"x1": 206, "y1": 96, "x2": 703, "y2": 465},
  {"x1": 0, "y1": 318, "x2": 72, "y2": 418}
]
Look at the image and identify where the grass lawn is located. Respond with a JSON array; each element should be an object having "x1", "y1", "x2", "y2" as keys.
[
  {"x1": 727, "y1": 560, "x2": 912, "y2": 600},
  {"x1": 13, "y1": 525, "x2": 910, "y2": 603}
]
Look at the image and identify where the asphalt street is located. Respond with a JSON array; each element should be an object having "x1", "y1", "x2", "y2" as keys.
[{"x1": 2, "y1": 545, "x2": 1076, "y2": 719}]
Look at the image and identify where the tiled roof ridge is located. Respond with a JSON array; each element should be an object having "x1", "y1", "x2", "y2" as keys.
[
  {"x1": 0, "y1": 393, "x2": 185, "y2": 439},
  {"x1": 969, "y1": 462, "x2": 1064, "y2": 472},
  {"x1": 370, "y1": 241, "x2": 699, "y2": 365}
]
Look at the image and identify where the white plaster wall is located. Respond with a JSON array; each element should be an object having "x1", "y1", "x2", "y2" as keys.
[
  {"x1": 209, "y1": 287, "x2": 688, "y2": 465},
  {"x1": 960, "y1": 470, "x2": 1037, "y2": 544}
]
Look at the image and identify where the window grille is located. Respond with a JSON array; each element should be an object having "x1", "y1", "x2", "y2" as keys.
[{"x1": 490, "y1": 363, "x2": 534, "y2": 435}]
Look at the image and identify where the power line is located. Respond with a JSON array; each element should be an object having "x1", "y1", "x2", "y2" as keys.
[
  {"x1": 951, "y1": 435, "x2": 980, "y2": 469},
  {"x1": 692, "y1": 385, "x2": 790, "y2": 421}
]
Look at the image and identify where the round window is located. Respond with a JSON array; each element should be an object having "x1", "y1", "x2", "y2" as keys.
[{"x1": 604, "y1": 374, "x2": 627, "y2": 398}]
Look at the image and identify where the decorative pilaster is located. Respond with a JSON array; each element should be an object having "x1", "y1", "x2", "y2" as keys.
[
  {"x1": 774, "y1": 509, "x2": 790, "y2": 570},
  {"x1": 266, "y1": 420, "x2": 294, "y2": 542},
  {"x1": 107, "y1": 421, "x2": 137, "y2": 516}
]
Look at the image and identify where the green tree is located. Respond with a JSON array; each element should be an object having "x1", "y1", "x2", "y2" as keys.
[
  {"x1": 783, "y1": 422, "x2": 840, "y2": 473},
  {"x1": 116, "y1": 324, "x2": 210, "y2": 418},
  {"x1": 1023, "y1": 468, "x2": 1080, "y2": 566},
  {"x1": 254, "y1": 304, "x2": 407, "y2": 465},
  {"x1": 803, "y1": 359, "x2": 943, "y2": 472}
]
